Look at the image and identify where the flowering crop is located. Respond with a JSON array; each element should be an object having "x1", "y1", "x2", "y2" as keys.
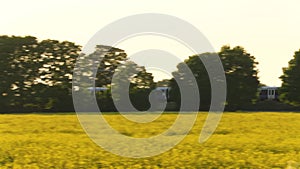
[{"x1": 0, "y1": 112, "x2": 300, "y2": 168}]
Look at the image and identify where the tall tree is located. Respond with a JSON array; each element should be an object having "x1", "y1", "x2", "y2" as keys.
[
  {"x1": 0, "y1": 36, "x2": 155, "y2": 112},
  {"x1": 73, "y1": 45, "x2": 127, "y2": 88},
  {"x1": 74, "y1": 45, "x2": 155, "y2": 111},
  {"x1": 111, "y1": 61, "x2": 155, "y2": 111},
  {"x1": 219, "y1": 46, "x2": 259, "y2": 110},
  {"x1": 170, "y1": 53, "x2": 214, "y2": 110},
  {"x1": 94, "y1": 45, "x2": 128, "y2": 87},
  {"x1": 280, "y1": 49, "x2": 300, "y2": 106},
  {"x1": 73, "y1": 45, "x2": 129, "y2": 111},
  {"x1": 0, "y1": 36, "x2": 81, "y2": 112},
  {"x1": 0, "y1": 36, "x2": 39, "y2": 112},
  {"x1": 170, "y1": 46, "x2": 259, "y2": 111},
  {"x1": 30, "y1": 39, "x2": 81, "y2": 111}
]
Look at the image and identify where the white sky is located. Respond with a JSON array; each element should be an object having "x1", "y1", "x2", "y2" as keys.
[{"x1": 1, "y1": 0, "x2": 300, "y2": 86}]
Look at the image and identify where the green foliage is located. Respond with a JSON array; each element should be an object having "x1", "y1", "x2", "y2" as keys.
[
  {"x1": 0, "y1": 36, "x2": 156, "y2": 112},
  {"x1": 280, "y1": 49, "x2": 300, "y2": 106},
  {"x1": 0, "y1": 113, "x2": 300, "y2": 168},
  {"x1": 0, "y1": 35, "x2": 39, "y2": 111},
  {"x1": 170, "y1": 53, "x2": 215, "y2": 110},
  {"x1": 112, "y1": 61, "x2": 155, "y2": 111},
  {"x1": 73, "y1": 45, "x2": 129, "y2": 112},
  {"x1": 169, "y1": 45, "x2": 259, "y2": 111},
  {"x1": 76, "y1": 45, "x2": 156, "y2": 111},
  {"x1": 94, "y1": 45, "x2": 128, "y2": 87},
  {"x1": 0, "y1": 36, "x2": 81, "y2": 112},
  {"x1": 219, "y1": 46, "x2": 260, "y2": 110}
]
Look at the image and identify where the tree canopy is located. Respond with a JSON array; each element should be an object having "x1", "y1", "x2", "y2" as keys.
[
  {"x1": 219, "y1": 46, "x2": 259, "y2": 110},
  {"x1": 280, "y1": 49, "x2": 300, "y2": 106},
  {"x1": 0, "y1": 36, "x2": 81, "y2": 112},
  {"x1": 5, "y1": 35, "x2": 298, "y2": 112},
  {"x1": 0, "y1": 36, "x2": 155, "y2": 112},
  {"x1": 169, "y1": 46, "x2": 259, "y2": 111}
]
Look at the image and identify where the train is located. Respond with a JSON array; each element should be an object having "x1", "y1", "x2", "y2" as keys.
[
  {"x1": 259, "y1": 86, "x2": 279, "y2": 101},
  {"x1": 88, "y1": 86, "x2": 279, "y2": 102}
]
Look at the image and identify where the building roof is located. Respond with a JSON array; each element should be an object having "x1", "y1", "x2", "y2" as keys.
[{"x1": 260, "y1": 86, "x2": 279, "y2": 90}]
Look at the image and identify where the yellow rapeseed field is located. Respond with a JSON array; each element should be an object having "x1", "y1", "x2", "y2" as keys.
[{"x1": 1, "y1": 112, "x2": 300, "y2": 168}]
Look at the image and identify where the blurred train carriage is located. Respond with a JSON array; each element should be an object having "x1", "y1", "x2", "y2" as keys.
[
  {"x1": 259, "y1": 86, "x2": 279, "y2": 101},
  {"x1": 88, "y1": 86, "x2": 281, "y2": 107}
]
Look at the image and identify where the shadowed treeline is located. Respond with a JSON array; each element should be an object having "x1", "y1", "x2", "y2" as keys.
[
  {"x1": 0, "y1": 36, "x2": 155, "y2": 112},
  {"x1": 1, "y1": 35, "x2": 300, "y2": 113}
]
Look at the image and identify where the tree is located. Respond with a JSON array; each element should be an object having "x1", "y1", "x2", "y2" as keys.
[
  {"x1": 0, "y1": 36, "x2": 155, "y2": 112},
  {"x1": 219, "y1": 46, "x2": 259, "y2": 110},
  {"x1": 0, "y1": 35, "x2": 81, "y2": 112},
  {"x1": 170, "y1": 53, "x2": 214, "y2": 110},
  {"x1": 30, "y1": 39, "x2": 81, "y2": 111},
  {"x1": 280, "y1": 49, "x2": 300, "y2": 106},
  {"x1": 0, "y1": 36, "x2": 39, "y2": 112},
  {"x1": 170, "y1": 46, "x2": 259, "y2": 111},
  {"x1": 72, "y1": 45, "x2": 127, "y2": 91},
  {"x1": 94, "y1": 45, "x2": 128, "y2": 87},
  {"x1": 74, "y1": 45, "x2": 155, "y2": 111},
  {"x1": 111, "y1": 61, "x2": 155, "y2": 111}
]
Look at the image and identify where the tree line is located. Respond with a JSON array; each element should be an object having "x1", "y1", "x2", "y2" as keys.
[{"x1": 0, "y1": 35, "x2": 299, "y2": 112}]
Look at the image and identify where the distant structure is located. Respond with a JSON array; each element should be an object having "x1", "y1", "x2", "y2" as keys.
[
  {"x1": 153, "y1": 87, "x2": 171, "y2": 101},
  {"x1": 87, "y1": 87, "x2": 108, "y2": 95},
  {"x1": 87, "y1": 86, "x2": 171, "y2": 102},
  {"x1": 259, "y1": 86, "x2": 279, "y2": 101}
]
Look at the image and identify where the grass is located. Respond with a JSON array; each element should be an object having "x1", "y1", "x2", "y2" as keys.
[{"x1": 0, "y1": 112, "x2": 300, "y2": 168}]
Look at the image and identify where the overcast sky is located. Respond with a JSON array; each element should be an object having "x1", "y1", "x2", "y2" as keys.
[{"x1": 1, "y1": 0, "x2": 300, "y2": 86}]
